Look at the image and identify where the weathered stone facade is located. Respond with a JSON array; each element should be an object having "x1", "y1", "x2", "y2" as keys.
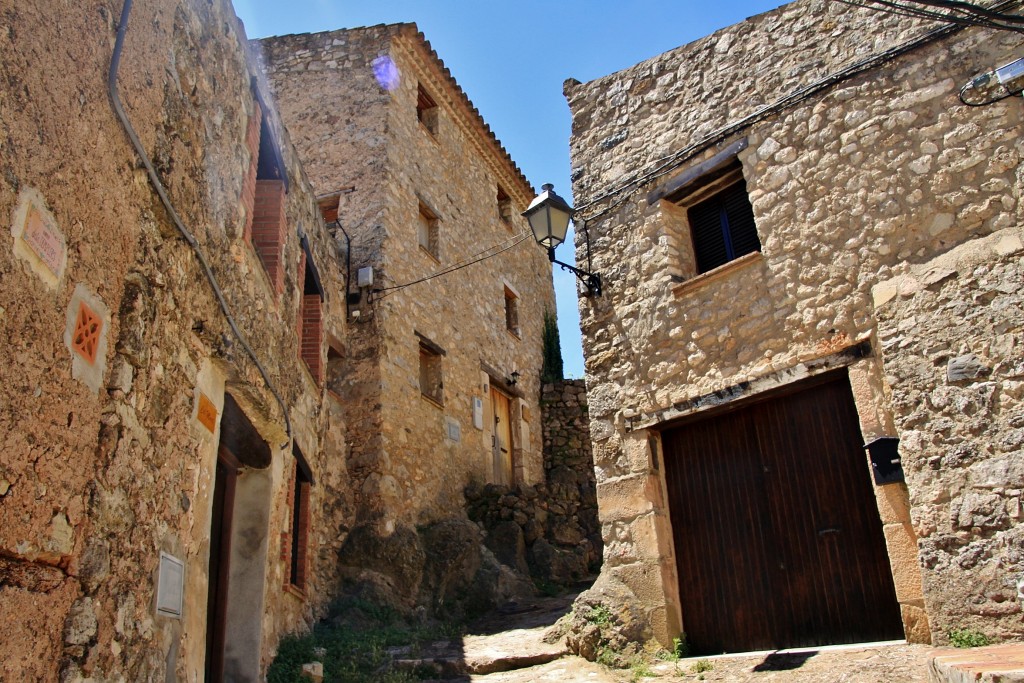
[
  {"x1": 256, "y1": 26, "x2": 557, "y2": 606},
  {"x1": 564, "y1": 0, "x2": 1023, "y2": 654},
  {"x1": 1, "y1": 1, "x2": 355, "y2": 679},
  {"x1": 467, "y1": 379, "x2": 600, "y2": 586}
]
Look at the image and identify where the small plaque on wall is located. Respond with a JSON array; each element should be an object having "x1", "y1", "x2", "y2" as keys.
[{"x1": 156, "y1": 552, "x2": 184, "y2": 619}]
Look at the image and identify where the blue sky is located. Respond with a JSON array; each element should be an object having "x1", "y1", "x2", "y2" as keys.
[{"x1": 235, "y1": 0, "x2": 786, "y2": 377}]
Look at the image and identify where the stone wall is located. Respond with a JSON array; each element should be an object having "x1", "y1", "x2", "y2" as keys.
[
  {"x1": 0, "y1": 1, "x2": 355, "y2": 680},
  {"x1": 564, "y1": 0, "x2": 1023, "y2": 652},
  {"x1": 259, "y1": 28, "x2": 555, "y2": 539},
  {"x1": 467, "y1": 379, "x2": 600, "y2": 586},
  {"x1": 875, "y1": 229, "x2": 1024, "y2": 642}
]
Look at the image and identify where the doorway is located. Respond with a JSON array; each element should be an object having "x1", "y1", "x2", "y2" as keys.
[
  {"x1": 661, "y1": 371, "x2": 902, "y2": 654},
  {"x1": 490, "y1": 385, "x2": 513, "y2": 485},
  {"x1": 205, "y1": 394, "x2": 273, "y2": 682}
]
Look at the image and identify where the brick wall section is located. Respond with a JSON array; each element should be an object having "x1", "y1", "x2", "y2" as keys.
[
  {"x1": 301, "y1": 294, "x2": 323, "y2": 385},
  {"x1": 252, "y1": 178, "x2": 286, "y2": 294},
  {"x1": 242, "y1": 102, "x2": 262, "y2": 242}
]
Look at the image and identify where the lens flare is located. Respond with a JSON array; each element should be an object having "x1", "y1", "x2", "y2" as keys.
[{"x1": 372, "y1": 55, "x2": 400, "y2": 91}]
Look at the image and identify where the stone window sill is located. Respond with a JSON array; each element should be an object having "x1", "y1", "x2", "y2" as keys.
[
  {"x1": 284, "y1": 583, "x2": 306, "y2": 601},
  {"x1": 672, "y1": 251, "x2": 763, "y2": 298},
  {"x1": 419, "y1": 245, "x2": 441, "y2": 263},
  {"x1": 506, "y1": 328, "x2": 521, "y2": 341},
  {"x1": 421, "y1": 393, "x2": 444, "y2": 409}
]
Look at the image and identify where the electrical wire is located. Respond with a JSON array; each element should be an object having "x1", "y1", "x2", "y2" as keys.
[
  {"x1": 374, "y1": 232, "x2": 531, "y2": 300},
  {"x1": 110, "y1": 0, "x2": 292, "y2": 445},
  {"x1": 841, "y1": 0, "x2": 1024, "y2": 33},
  {"x1": 572, "y1": 0, "x2": 1021, "y2": 226}
]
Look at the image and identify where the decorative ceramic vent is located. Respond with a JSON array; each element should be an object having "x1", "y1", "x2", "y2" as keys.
[{"x1": 71, "y1": 301, "x2": 102, "y2": 365}]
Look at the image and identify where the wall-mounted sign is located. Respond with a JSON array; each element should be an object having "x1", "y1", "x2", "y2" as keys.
[{"x1": 197, "y1": 392, "x2": 218, "y2": 433}]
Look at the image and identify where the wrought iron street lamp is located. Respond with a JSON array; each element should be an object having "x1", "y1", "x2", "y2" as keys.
[{"x1": 523, "y1": 184, "x2": 602, "y2": 296}]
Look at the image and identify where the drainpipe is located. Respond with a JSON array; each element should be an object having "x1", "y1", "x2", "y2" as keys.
[{"x1": 109, "y1": 0, "x2": 292, "y2": 446}]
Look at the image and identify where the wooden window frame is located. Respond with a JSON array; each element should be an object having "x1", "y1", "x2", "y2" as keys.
[
  {"x1": 417, "y1": 201, "x2": 440, "y2": 261},
  {"x1": 503, "y1": 285, "x2": 520, "y2": 338},
  {"x1": 497, "y1": 185, "x2": 513, "y2": 228},
  {"x1": 417, "y1": 83, "x2": 439, "y2": 137},
  {"x1": 671, "y1": 163, "x2": 760, "y2": 276},
  {"x1": 416, "y1": 332, "x2": 445, "y2": 407}
]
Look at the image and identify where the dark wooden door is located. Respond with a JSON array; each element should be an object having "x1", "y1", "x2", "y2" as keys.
[
  {"x1": 662, "y1": 372, "x2": 902, "y2": 655},
  {"x1": 205, "y1": 447, "x2": 238, "y2": 683}
]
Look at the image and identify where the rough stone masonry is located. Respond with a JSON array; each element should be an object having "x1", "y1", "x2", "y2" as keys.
[{"x1": 563, "y1": 0, "x2": 1023, "y2": 656}]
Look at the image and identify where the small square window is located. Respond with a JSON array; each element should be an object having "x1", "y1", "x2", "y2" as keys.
[
  {"x1": 418, "y1": 202, "x2": 440, "y2": 261},
  {"x1": 676, "y1": 162, "x2": 760, "y2": 274},
  {"x1": 418, "y1": 336, "x2": 444, "y2": 406},
  {"x1": 497, "y1": 186, "x2": 513, "y2": 227},
  {"x1": 417, "y1": 84, "x2": 438, "y2": 136},
  {"x1": 504, "y1": 286, "x2": 520, "y2": 337}
]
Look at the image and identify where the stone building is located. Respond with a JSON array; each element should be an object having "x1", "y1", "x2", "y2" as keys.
[
  {"x1": 564, "y1": 0, "x2": 1024, "y2": 656},
  {"x1": 255, "y1": 26, "x2": 557, "y2": 608},
  {"x1": 0, "y1": 0, "x2": 357, "y2": 680}
]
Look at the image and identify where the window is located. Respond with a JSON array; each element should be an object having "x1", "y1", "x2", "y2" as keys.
[
  {"x1": 243, "y1": 92, "x2": 289, "y2": 295},
  {"x1": 683, "y1": 164, "x2": 760, "y2": 274},
  {"x1": 417, "y1": 202, "x2": 440, "y2": 261},
  {"x1": 504, "y1": 285, "x2": 520, "y2": 337},
  {"x1": 417, "y1": 83, "x2": 438, "y2": 136},
  {"x1": 285, "y1": 447, "x2": 312, "y2": 592},
  {"x1": 326, "y1": 345, "x2": 344, "y2": 398},
  {"x1": 417, "y1": 333, "x2": 445, "y2": 406},
  {"x1": 497, "y1": 186, "x2": 513, "y2": 227},
  {"x1": 296, "y1": 238, "x2": 325, "y2": 384}
]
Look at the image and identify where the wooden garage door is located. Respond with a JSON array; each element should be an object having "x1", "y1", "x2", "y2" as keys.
[{"x1": 662, "y1": 372, "x2": 903, "y2": 655}]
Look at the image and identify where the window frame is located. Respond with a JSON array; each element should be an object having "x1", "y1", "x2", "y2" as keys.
[
  {"x1": 416, "y1": 83, "x2": 439, "y2": 137},
  {"x1": 503, "y1": 284, "x2": 520, "y2": 338},
  {"x1": 670, "y1": 162, "x2": 760, "y2": 276},
  {"x1": 417, "y1": 201, "x2": 440, "y2": 262},
  {"x1": 416, "y1": 332, "x2": 446, "y2": 407}
]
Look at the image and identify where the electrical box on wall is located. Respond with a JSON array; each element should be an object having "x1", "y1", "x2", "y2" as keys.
[
  {"x1": 864, "y1": 436, "x2": 904, "y2": 485},
  {"x1": 472, "y1": 397, "x2": 483, "y2": 430},
  {"x1": 357, "y1": 267, "x2": 373, "y2": 287}
]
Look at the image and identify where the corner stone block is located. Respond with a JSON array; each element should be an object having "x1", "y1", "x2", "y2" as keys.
[
  {"x1": 63, "y1": 284, "x2": 111, "y2": 396},
  {"x1": 597, "y1": 473, "x2": 659, "y2": 524},
  {"x1": 883, "y1": 521, "x2": 925, "y2": 604}
]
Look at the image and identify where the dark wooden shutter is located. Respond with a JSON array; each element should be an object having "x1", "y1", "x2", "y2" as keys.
[
  {"x1": 722, "y1": 182, "x2": 760, "y2": 259},
  {"x1": 687, "y1": 180, "x2": 760, "y2": 274},
  {"x1": 688, "y1": 196, "x2": 729, "y2": 273}
]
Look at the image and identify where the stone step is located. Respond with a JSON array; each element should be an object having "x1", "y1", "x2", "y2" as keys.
[
  {"x1": 928, "y1": 643, "x2": 1024, "y2": 683},
  {"x1": 392, "y1": 628, "x2": 569, "y2": 677}
]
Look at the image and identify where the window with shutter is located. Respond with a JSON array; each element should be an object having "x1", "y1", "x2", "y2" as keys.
[{"x1": 685, "y1": 176, "x2": 760, "y2": 274}]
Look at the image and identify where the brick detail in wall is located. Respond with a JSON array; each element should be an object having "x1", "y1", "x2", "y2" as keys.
[
  {"x1": 295, "y1": 250, "x2": 307, "y2": 350},
  {"x1": 241, "y1": 102, "x2": 262, "y2": 242},
  {"x1": 301, "y1": 293, "x2": 323, "y2": 385},
  {"x1": 252, "y1": 179, "x2": 286, "y2": 294}
]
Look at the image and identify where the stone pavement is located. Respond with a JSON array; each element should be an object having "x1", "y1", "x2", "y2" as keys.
[{"x1": 402, "y1": 591, "x2": 1022, "y2": 682}]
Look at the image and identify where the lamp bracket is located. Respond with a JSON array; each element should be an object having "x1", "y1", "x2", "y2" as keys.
[{"x1": 548, "y1": 248, "x2": 602, "y2": 297}]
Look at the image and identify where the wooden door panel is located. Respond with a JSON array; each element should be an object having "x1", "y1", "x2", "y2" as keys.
[{"x1": 663, "y1": 372, "x2": 902, "y2": 655}]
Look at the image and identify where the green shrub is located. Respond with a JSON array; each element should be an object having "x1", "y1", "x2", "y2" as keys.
[
  {"x1": 948, "y1": 628, "x2": 992, "y2": 648},
  {"x1": 691, "y1": 658, "x2": 713, "y2": 673}
]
